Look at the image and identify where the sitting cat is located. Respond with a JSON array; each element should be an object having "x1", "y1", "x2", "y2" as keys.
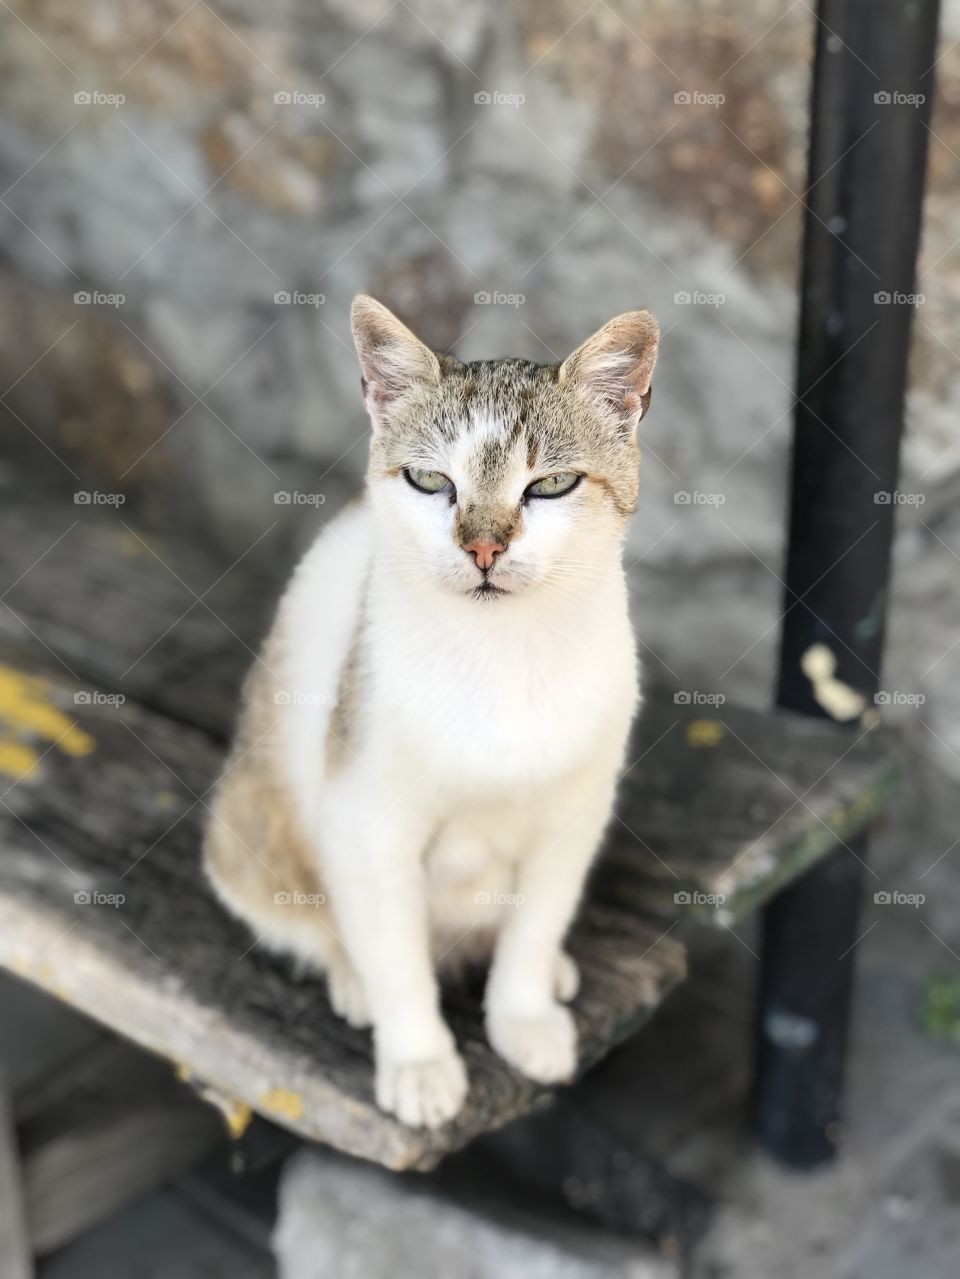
[{"x1": 204, "y1": 295, "x2": 658, "y2": 1128}]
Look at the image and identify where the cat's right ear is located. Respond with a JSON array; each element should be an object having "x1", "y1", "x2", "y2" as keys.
[{"x1": 351, "y1": 295, "x2": 441, "y2": 425}]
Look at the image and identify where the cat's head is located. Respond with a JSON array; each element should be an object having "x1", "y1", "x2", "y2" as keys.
[{"x1": 351, "y1": 295, "x2": 659, "y2": 602}]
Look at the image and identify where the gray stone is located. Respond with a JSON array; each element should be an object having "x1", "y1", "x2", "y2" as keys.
[{"x1": 273, "y1": 1149, "x2": 678, "y2": 1279}]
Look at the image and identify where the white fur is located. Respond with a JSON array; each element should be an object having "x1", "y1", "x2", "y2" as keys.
[{"x1": 277, "y1": 475, "x2": 638, "y2": 1127}]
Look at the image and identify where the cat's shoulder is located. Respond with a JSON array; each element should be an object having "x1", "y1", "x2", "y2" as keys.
[
  {"x1": 286, "y1": 495, "x2": 373, "y2": 597},
  {"x1": 277, "y1": 496, "x2": 374, "y2": 683}
]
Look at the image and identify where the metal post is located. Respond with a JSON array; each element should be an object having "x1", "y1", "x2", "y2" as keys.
[{"x1": 754, "y1": 0, "x2": 940, "y2": 1167}]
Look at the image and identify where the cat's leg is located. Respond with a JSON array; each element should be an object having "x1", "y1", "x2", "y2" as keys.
[
  {"x1": 325, "y1": 938, "x2": 372, "y2": 1028},
  {"x1": 554, "y1": 951, "x2": 580, "y2": 1003},
  {"x1": 485, "y1": 764, "x2": 614, "y2": 1083},
  {"x1": 317, "y1": 768, "x2": 468, "y2": 1128}
]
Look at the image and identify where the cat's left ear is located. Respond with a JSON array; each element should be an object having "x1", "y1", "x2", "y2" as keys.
[
  {"x1": 559, "y1": 310, "x2": 659, "y2": 429},
  {"x1": 351, "y1": 295, "x2": 441, "y2": 425}
]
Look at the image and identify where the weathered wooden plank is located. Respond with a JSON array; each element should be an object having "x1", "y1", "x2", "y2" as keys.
[
  {"x1": 0, "y1": 644, "x2": 685, "y2": 1171},
  {"x1": 0, "y1": 490, "x2": 902, "y2": 929},
  {"x1": 594, "y1": 697, "x2": 901, "y2": 925},
  {"x1": 0, "y1": 487, "x2": 272, "y2": 738}
]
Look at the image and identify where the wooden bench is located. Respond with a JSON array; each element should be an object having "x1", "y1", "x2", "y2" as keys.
[{"x1": 0, "y1": 491, "x2": 900, "y2": 1178}]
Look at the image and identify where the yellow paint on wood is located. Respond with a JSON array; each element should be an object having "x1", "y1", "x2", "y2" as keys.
[
  {"x1": 7, "y1": 955, "x2": 69, "y2": 1002},
  {"x1": 259, "y1": 1088, "x2": 304, "y2": 1122},
  {"x1": 686, "y1": 720, "x2": 725, "y2": 748},
  {"x1": 0, "y1": 665, "x2": 96, "y2": 778},
  {"x1": 222, "y1": 1099, "x2": 254, "y2": 1140},
  {"x1": 0, "y1": 739, "x2": 40, "y2": 779}
]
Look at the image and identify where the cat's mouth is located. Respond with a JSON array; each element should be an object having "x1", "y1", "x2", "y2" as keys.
[{"x1": 471, "y1": 580, "x2": 510, "y2": 601}]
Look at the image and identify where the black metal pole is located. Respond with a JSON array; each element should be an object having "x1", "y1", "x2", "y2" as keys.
[{"x1": 754, "y1": 0, "x2": 940, "y2": 1168}]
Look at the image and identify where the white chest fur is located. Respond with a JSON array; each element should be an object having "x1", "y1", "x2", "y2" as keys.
[{"x1": 364, "y1": 569, "x2": 638, "y2": 791}]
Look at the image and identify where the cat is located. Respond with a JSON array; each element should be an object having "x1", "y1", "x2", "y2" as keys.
[{"x1": 203, "y1": 295, "x2": 659, "y2": 1129}]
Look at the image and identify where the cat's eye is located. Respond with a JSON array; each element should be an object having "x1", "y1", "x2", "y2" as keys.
[
  {"x1": 404, "y1": 467, "x2": 454, "y2": 496},
  {"x1": 526, "y1": 471, "x2": 582, "y2": 499}
]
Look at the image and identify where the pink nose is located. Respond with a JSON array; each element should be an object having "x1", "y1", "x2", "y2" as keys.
[{"x1": 463, "y1": 538, "x2": 505, "y2": 572}]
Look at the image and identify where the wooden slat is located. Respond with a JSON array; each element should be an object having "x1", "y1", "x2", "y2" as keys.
[
  {"x1": 595, "y1": 697, "x2": 901, "y2": 925},
  {"x1": 0, "y1": 488, "x2": 271, "y2": 738},
  {"x1": 0, "y1": 643, "x2": 685, "y2": 1171}
]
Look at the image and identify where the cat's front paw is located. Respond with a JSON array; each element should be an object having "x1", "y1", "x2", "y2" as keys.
[
  {"x1": 486, "y1": 1002, "x2": 577, "y2": 1083},
  {"x1": 375, "y1": 1047, "x2": 468, "y2": 1129}
]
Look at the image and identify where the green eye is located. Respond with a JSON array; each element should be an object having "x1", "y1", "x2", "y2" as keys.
[
  {"x1": 526, "y1": 472, "x2": 582, "y2": 499},
  {"x1": 404, "y1": 467, "x2": 453, "y2": 495}
]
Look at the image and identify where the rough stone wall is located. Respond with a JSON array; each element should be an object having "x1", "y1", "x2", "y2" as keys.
[{"x1": 1, "y1": 0, "x2": 959, "y2": 760}]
